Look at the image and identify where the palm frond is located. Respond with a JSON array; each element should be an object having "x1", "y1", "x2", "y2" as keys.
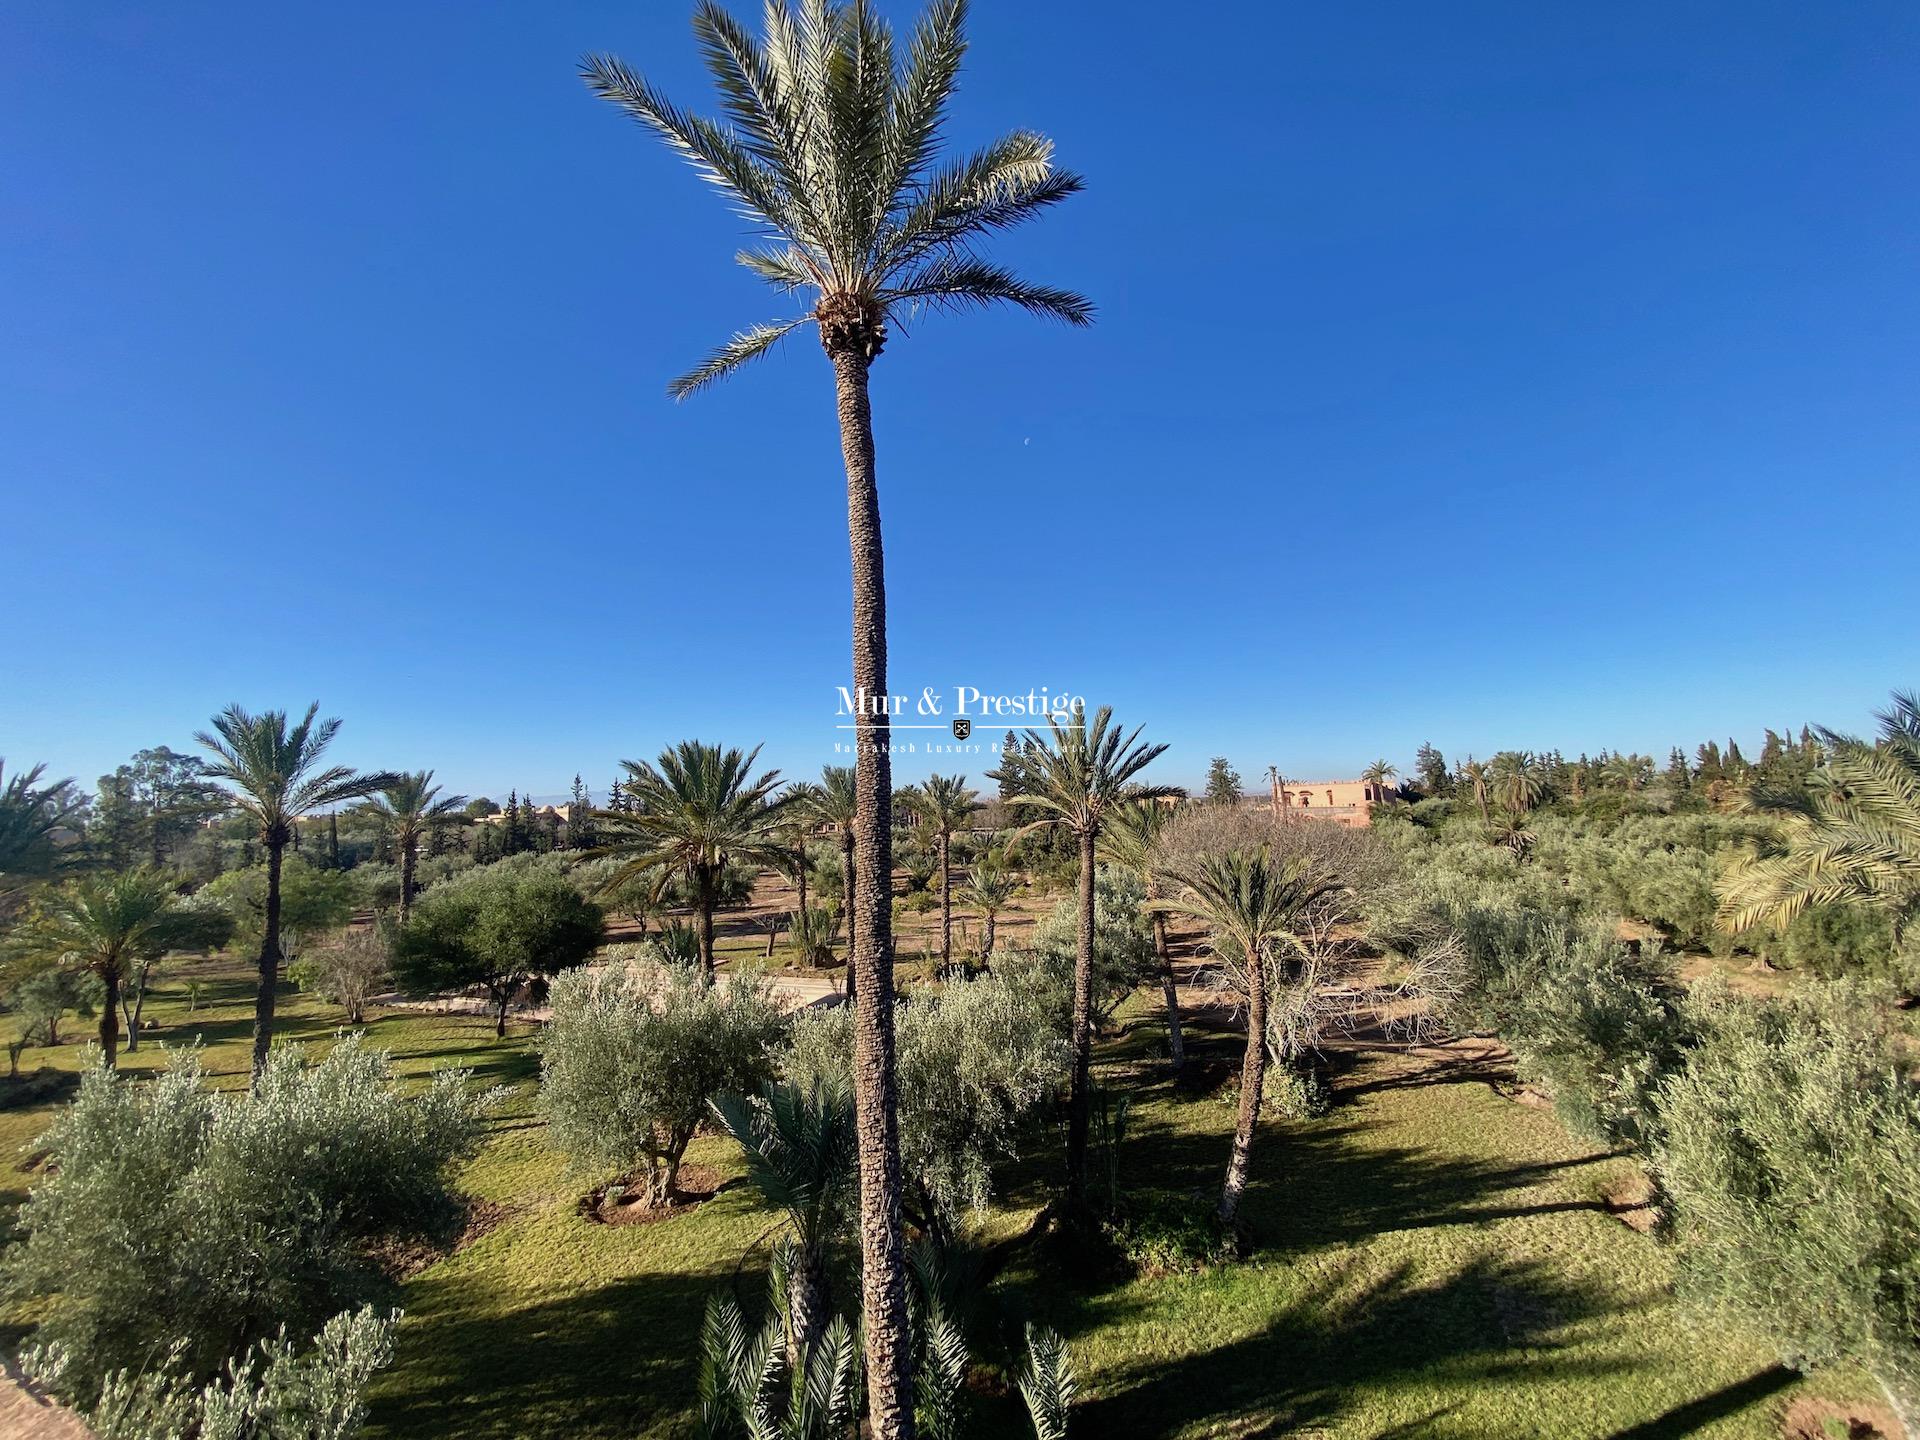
[
  {"x1": 1017, "y1": 1325, "x2": 1075, "y2": 1440},
  {"x1": 886, "y1": 254, "x2": 1091, "y2": 325},
  {"x1": 581, "y1": 52, "x2": 800, "y2": 236},
  {"x1": 671, "y1": 316, "x2": 817, "y2": 399}
]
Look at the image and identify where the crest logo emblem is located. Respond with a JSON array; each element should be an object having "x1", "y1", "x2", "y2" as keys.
[{"x1": 951, "y1": 717, "x2": 972, "y2": 741}]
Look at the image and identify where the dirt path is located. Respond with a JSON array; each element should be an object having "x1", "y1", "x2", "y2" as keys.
[{"x1": 0, "y1": 1356, "x2": 92, "y2": 1440}]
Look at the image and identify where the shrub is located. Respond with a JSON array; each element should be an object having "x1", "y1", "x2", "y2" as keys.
[
  {"x1": 652, "y1": 921, "x2": 702, "y2": 967},
  {"x1": 1105, "y1": 1188, "x2": 1235, "y2": 1275},
  {"x1": 1652, "y1": 985, "x2": 1920, "y2": 1420},
  {"x1": 1409, "y1": 897, "x2": 1690, "y2": 1146},
  {"x1": 1501, "y1": 926, "x2": 1692, "y2": 1147},
  {"x1": 787, "y1": 904, "x2": 842, "y2": 967},
  {"x1": 289, "y1": 926, "x2": 390, "y2": 1024},
  {"x1": 391, "y1": 863, "x2": 603, "y2": 1034},
  {"x1": 1264, "y1": 1063, "x2": 1331, "y2": 1121},
  {"x1": 539, "y1": 959, "x2": 786, "y2": 1204},
  {"x1": 34, "y1": 1305, "x2": 398, "y2": 1440},
  {"x1": 999, "y1": 869, "x2": 1156, "y2": 1035},
  {"x1": 3, "y1": 1040, "x2": 491, "y2": 1403},
  {"x1": 347, "y1": 862, "x2": 403, "y2": 914},
  {"x1": 787, "y1": 973, "x2": 1067, "y2": 1236},
  {"x1": 201, "y1": 857, "x2": 357, "y2": 965}
]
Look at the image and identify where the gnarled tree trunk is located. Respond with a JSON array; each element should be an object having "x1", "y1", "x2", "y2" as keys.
[{"x1": 829, "y1": 335, "x2": 914, "y2": 1440}]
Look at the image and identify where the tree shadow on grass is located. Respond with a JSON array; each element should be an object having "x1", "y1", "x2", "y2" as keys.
[
  {"x1": 1060, "y1": 1253, "x2": 1628, "y2": 1438},
  {"x1": 366, "y1": 1259, "x2": 745, "y2": 1440},
  {"x1": 1604, "y1": 1364, "x2": 1799, "y2": 1438}
]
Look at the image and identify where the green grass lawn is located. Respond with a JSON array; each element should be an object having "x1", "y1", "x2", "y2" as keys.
[{"x1": 0, "y1": 961, "x2": 1880, "y2": 1438}]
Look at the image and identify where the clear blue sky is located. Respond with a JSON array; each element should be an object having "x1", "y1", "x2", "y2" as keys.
[{"x1": 5, "y1": 1, "x2": 1917, "y2": 800}]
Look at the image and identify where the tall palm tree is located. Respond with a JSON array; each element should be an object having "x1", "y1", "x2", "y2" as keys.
[
  {"x1": 991, "y1": 707, "x2": 1175, "y2": 1214},
  {"x1": 899, "y1": 774, "x2": 980, "y2": 973},
  {"x1": 961, "y1": 846, "x2": 1017, "y2": 962},
  {"x1": 1489, "y1": 750, "x2": 1546, "y2": 816},
  {"x1": 778, "y1": 781, "x2": 822, "y2": 920},
  {"x1": 584, "y1": 5, "x2": 1089, "y2": 1423},
  {"x1": 1459, "y1": 757, "x2": 1492, "y2": 826},
  {"x1": 359, "y1": 770, "x2": 467, "y2": 924},
  {"x1": 1360, "y1": 758, "x2": 1397, "y2": 802},
  {"x1": 799, "y1": 766, "x2": 860, "y2": 991},
  {"x1": 9, "y1": 869, "x2": 227, "y2": 1068},
  {"x1": 596, "y1": 741, "x2": 790, "y2": 977},
  {"x1": 196, "y1": 704, "x2": 394, "y2": 1076},
  {"x1": 712, "y1": 1079, "x2": 857, "y2": 1363},
  {"x1": 1720, "y1": 691, "x2": 1920, "y2": 943},
  {"x1": 1150, "y1": 847, "x2": 1341, "y2": 1225},
  {"x1": 1096, "y1": 799, "x2": 1185, "y2": 1074}
]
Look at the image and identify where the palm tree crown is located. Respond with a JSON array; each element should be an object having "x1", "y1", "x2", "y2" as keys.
[
  {"x1": 712, "y1": 1079, "x2": 857, "y2": 1358},
  {"x1": 990, "y1": 708, "x2": 1178, "y2": 839},
  {"x1": 1720, "y1": 691, "x2": 1920, "y2": 937},
  {"x1": 900, "y1": 773, "x2": 980, "y2": 838},
  {"x1": 195, "y1": 704, "x2": 396, "y2": 846},
  {"x1": 581, "y1": 0, "x2": 1092, "y2": 399},
  {"x1": 0, "y1": 760, "x2": 81, "y2": 896},
  {"x1": 10, "y1": 869, "x2": 227, "y2": 1067},
  {"x1": 596, "y1": 741, "x2": 791, "y2": 974},
  {"x1": 1489, "y1": 750, "x2": 1547, "y2": 816},
  {"x1": 361, "y1": 770, "x2": 468, "y2": 921},
  {"x1": 363, "y1": 770, "x2": 468, "y2": 842}
]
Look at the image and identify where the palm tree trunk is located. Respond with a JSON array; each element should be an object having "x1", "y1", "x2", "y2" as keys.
[
  {"x1": 98, "y1": 965, "x2": 121, "y2": 1070},
  {"x1": 1067, "y1": 826, "x2": 1097, "y2": 1216},
  {"x1": 831, "y1": 342, "x2": 914, "y2": 1440},
  {"x1": 121, "y1": 962, "x2": 148, "y2": 1054},
  {"x1": 787, "y1": 1245, "x2": 830, "y2": 1370},
  {"x1": 841, "y1": 828, "x2": 858, "y2": 1001},
  {"x1": 1154, "y1": 912, "x2": 1185, "y2": 1073},
  {"x1": 1219, "y1": 944, "x2": 1270, "y2": 1225},
  {"x1": 399, "y1": 834, "x2": 417, "y2": 926},
  {"x1": 253, "y1": 834, "x2": 285, "y2": 1079},
  {"x1": 938, "y1": 832, "x2": 952, "y2": 972},
  {"x1": 983, "y1": 910, "x2": 997, "y2": 961},
  {"x1": 796, "y1": 844, "x2": 809, "y2": 918},
  {"x1": 697, "y1": 867, "x2": 717, "y2": 979}
]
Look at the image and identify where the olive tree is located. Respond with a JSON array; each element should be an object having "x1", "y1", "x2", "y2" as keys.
[
  {"x1": 391, "y1": 863, "x2": 603, "y2": 1035},
  {"x1": 290, "y1": 925, "x2": 391, "y2": 1026},
  {"x1": 1652, "y1": 985, "x2": 1920, "y2": 1430},
  {"x1": 539, "y1": 956, "x2": 786, "y2": 1205},
  {"x1": 788, "y1": 973, "x2": 1067, "y2": 1244},
  {"x1": 3, "y1": 1039, "x2": 492, "y2": 1405}
]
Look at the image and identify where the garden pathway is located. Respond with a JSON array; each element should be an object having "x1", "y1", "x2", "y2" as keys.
[{"x1": 0, "y1": 1355, "x2": 92, "y2": 1440}]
